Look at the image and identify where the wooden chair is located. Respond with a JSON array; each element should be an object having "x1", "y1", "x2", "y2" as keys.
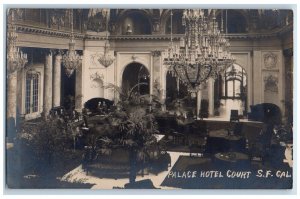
[{"x1": 230, "y1": 109, "x2": 239, "y2": 122}]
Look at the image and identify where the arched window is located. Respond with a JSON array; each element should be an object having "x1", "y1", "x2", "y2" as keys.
[
  {"x1": 122, "y1": 63, "x2": 150, "y2": 95},
  {"x1": 223, "y1": 64, "x2": 247, "y2": 99},
  {"x1": 25, "y1": 71, "x2": 40, "y2": 114}
]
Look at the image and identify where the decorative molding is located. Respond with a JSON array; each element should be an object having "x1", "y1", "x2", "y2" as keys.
[
  {"x1": 152, "y1": 50, "x2": 161, "y2": 57},
  {"x1": 264, "y1": 74, "x2": 278, "y2": 92},
  {"x1": 87, "y1": 9, "x2": 109, "y2": 32},
  {"x1": 131, "y1": 54, "x2": 138, "y2": 61},
  {"x1": 15, "y1": 22, "x2": 292, "y2": 41},
  {"x1": 90, "y1": 72, "x2": 104, "y2": 81},
  {"x1": 262, "y1": 68, "x2": 280, "y2": 72},
  {"x1": 90, "y1": 72, "x2": 104, "y2": 88},
  {"x1": 16, "y1": 24, "x2": 85, "y2": 39},
  {"x1": 263, "y1": 52, "x2": 278, "y2": 69}
]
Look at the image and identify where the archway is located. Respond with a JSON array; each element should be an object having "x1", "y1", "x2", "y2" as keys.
[{"x1": 122, "y1": 63, "x2": 150, "y2": 95}]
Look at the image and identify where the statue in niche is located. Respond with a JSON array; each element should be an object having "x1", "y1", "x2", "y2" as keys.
[
  {"x1": 264, "y1": 74, "x2": 278, "y2": 92},
  {"x1": 126, "y1": 24, "x2": 133, "y2": 34},
  {"x1": 153, "y1": 21, "x2": 160, "y2": 32},
  {"x1": 87, "y1": 9, "x2": 109, "y2": 32}
]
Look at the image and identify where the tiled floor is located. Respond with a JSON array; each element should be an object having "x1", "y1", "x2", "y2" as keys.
[{"x1": 61, "y1": 151, "x2": 189, "y2": 189}]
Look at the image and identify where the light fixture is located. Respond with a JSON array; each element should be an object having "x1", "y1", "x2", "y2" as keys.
[
  {"x1": 97, "y1": 9, "x2": 115, "y2": 68},
  {"x1": 163, "y1": 9, "x2": 234, "y2": 93},
  {"x1": 7, "y1": 9, "x2": 28, "y2": 75},
  {"x1": 62, "y1": 9, "x2": 82, "y2": 78},
  {"x1": 163, "y1": 9, "x2": 234, "y2": 118}
]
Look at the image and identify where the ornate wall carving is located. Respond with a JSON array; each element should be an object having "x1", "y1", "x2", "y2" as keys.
[
  {"x1": 87, "y1": 9, "x2": 109, "y2": 32},
  {"x1": 90, "y1": 72, "x2": 104, "y2": 88},
  {"x1": 264, "y1": 74, "x2": 278, "y2": 92},
  {"x1": 263, "y1": 52, "x2": 278, "y2": 69}
]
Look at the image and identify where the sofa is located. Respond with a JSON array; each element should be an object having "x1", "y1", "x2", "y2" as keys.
[
  {"x1": 248, "y1": 103, "x2": 282, "y2": 124},
  {"x1": 84, "y1": 98, "x2": 114, "y2": 116}
]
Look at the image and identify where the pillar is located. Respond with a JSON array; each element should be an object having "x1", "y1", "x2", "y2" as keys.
[
  {"x1": 43, "y1": 51, "x2": 53, "y2": 117},
  {"x1": 208, "y1": 78, "x2": 215, "y2": 116},
  {"x1": 7, "y1": 71, "x2": 17, "y2": 120},
  {"x1": 151, "y1": 50, "x2": 162, "y2": 99},
  {"x1": 196, "y1": 90, "x2": 202, "y2": 119},
  {"x1": 53, "y1": 54, "x2": 62, "y2": 107},
  {"x1": 75, "y1": 60, "x2": 83, "y2": 110}
]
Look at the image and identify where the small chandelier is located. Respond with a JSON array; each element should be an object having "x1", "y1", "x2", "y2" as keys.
[
  {"x1": 7, "y1": 9, "x2": 28, "y2": 75},
  {"x1": 97, "y1": 9, "x2": 115, "y2": 68},
  {"x1": 62, "y1": 9, "x2": 81, "y2": 78},
  {"x1": 163, "y1": 9, "x2": 234, "y2": 93},
  {"x1": 98, "y1": 40, "x2": 115, "y2": 68}
]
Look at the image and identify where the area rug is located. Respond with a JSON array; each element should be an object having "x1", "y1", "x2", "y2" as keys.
[{"x1": 160, "y1": 155, "x2": 292, "y2": 189}]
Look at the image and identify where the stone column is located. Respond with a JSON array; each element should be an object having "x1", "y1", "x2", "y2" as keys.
[
  {"x1": 283, "y1": 48, "x2": 293, "y2": 123},
  {"x1": 43, "y1": 51, "x2": 53, "y2": 117},
  {"x1": 151, "y1": 50, "x2": 162, "y2": 98},
  {"x1": 53, "y1": 54, "x2": 62, "y2": 107},
  {"x1": 196, "y1": 90, "x2": 202, "y2": 119},
  {"x1": 75, "y1": 59, "x2": 83, "y2": 110},
  {"x1": 7, "y1": 71, "x2": 17, "y2": 120},
  {"x1": 208, "y1": 78, "x2": 214, "y2": 116}
]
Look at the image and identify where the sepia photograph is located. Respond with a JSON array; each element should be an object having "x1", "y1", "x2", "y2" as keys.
[{"x1": 5, "y1": 6, "x2": 294, "y2": 190}]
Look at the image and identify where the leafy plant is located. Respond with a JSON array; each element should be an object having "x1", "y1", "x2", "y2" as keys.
[
  {"x1": 93, "y1": 83, "x2": 159, "y2": 183},
  {"x1": 16, "y1": 117, "x2": 79, "y2": 175}
]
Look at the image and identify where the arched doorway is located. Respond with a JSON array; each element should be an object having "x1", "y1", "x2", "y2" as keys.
[
  {"x1": 122, "y1": 63, "x2": 150, "y2": 95},
  {"x1": 216, "y1": 64, "x2": 247, "y2": 118}
]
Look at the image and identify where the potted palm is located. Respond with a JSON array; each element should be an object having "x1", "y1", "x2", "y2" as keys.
[{"x1": 87, "y1": 83, "x2": 159, "y2": 184}]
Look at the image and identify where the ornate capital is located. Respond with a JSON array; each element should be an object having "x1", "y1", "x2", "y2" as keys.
[
  {"x1": 152, "y1": 50, "x2": 161, "y2": 57},
  {"x1": 52, "y1": 49, "x2": 64, "y2": 57}
]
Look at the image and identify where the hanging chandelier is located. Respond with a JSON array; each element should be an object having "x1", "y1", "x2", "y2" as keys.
[
  {"x1": 98, "y1": 9, "x2": 115, "y2": 68},
  {"x1": 7, "y1": 9, "x2": 28, "y2": 75},
  {"x1": 163, "y1": 9, "x2": 234, "y2": 93},
  {"x1": 62, "y1": 9, "x2": 82, "y2": 78}
]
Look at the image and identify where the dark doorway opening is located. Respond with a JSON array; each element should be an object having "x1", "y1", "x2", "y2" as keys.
[
  {"x1": 61, "y1": 66, "x2": 76, "y2": 111},
  {"x1": 122, "y1": 63, "x2": 150, "y2": 95}
]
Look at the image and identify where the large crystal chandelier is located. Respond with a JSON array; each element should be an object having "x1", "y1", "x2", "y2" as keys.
[
  {"x1": 62, "y1": 9, "x2": 82, "y2": 78},
  {"x1": 7, "y1": 9, "x2": 28, "y2": 74},
  {"x1": 98, "y1": 9, "x2": 115, "y2": 68},
  {"x1": 163, "y1": 9, "x2": 234, "y2": 93}
]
